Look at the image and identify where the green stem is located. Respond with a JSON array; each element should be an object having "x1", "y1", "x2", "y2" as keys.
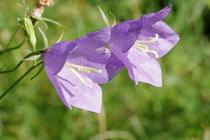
[
  {"x1": 0, "y1": 39, "x2": 25, "y2": 55},
  {"x1": 0, "y1": 50, "x2": 45, "y2": 74},
  {"x1": 5, "y1": 28, "x2": 20, "y2": 50},
  {"x1": 31, "y1": 63, "x2": 44, "y2": 80},
  {"x1": 0, "y1": 61, "x2": 43, "y2": 100}
]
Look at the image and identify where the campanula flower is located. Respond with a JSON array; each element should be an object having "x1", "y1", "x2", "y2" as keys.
[
  {"x1": 108, "y1": 5, "x2": 180, "y2": 87},
  {"x1": 44, "y1": 28, "x2": 123, "y2": 113}
]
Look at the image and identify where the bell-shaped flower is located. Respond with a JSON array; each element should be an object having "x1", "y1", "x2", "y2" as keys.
[
  {"x1": 108, "y1": 5, "x2": 180, "y2": 87},
  {"x1": 44, "y1": 28, "x2": 123, "y2": 113}
]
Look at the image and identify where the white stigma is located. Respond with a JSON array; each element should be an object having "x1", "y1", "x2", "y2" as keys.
[
  {"x1": 137, "y1": 34, "x2": 159, "y2": 44},
  {"x1": 67, "y1": 63, "x2": 102, "y2": 74},
  {"x1": 65, "y1": 63, "x2": 102, "y2": 87},
  {"x1": 133, "y1": 34, "x2": 160, "y2": 58},
  {"x1": 69, "y1": 67, "x2": 92, "y2": 87}
]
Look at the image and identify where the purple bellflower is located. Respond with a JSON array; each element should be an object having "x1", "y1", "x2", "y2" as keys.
[
  {"x1": 108, "y1": 5, "x2": 180, "y2": 87},
  {"x1": 44, "y1": 28, "x2": 123, "y2": 113},
  {"x1": 44, "y1": 5, "x2": 180, "y2": 113}
]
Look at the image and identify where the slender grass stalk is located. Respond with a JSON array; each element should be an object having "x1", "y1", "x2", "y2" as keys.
[{"x1": 0, "y1": 61, "x2": 43, "y2": 100}]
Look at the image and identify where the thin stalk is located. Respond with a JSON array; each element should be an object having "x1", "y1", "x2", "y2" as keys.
[
  {"x1": 5, "y1": 28, "x2": 20, "y2": 50},
  {"x1": 0, "y1": 61, "x2": 23, "y2": 74},
  {"x1": 98, "y1": 106, "x2": 107, "y2": 134},
  {"x1": 0, "y1": 50, "x2": 45, "y2": 74},
  {"x1": 0, "y1": 39, "x2": 25, "y2": 55},
  {"x1": 0, "y1": 62, "x2": 43, "y2": 100},
  {"x1": 30, "y1": 63, "x2": 44, "y2": 80}
]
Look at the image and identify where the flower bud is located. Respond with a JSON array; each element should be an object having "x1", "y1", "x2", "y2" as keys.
[{"x1": 24, "y1": 17, "x2": 37, "y2": 51}]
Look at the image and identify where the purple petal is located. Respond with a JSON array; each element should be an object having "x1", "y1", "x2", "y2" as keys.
[
  {"x1": 127, "y1": 47, "x2": 162, "y2": 87},
  {"x1": 67, "y1": 55, "x2": 109, "y2": 84},
  {"x1": 72, "y1": 27, "x2": 111, "y2": 64},
  {"x1": 69, "y1": 27, "x2": 125, "y2": 83},
  {"x1": 108, "y1": 20, "x2": 143, "y2": 82},
  {"x1": 45, "y1": 71, "x2": 72, "y2": 109},
  {"x1": 111, "y1": 46, "x2": 137, "y2": 83},
  {"x1": 105, "y1": 54, "x2": 124, "y2": 81},
  {"x1": 138, "y1": 21, "x2": 180, "y2": 58},
  {"x1": 110, "y1": 20, "x2": 142, "y2": 53},
  {"x1": 56, "y1": 65, "x2": 102, "y2": 113},
  {"x1": 139, "y1": 5, "x2": 172, "y2": 27},
  {"x1": 44, "y1": 41, "x2": 77, "y2": 74}
]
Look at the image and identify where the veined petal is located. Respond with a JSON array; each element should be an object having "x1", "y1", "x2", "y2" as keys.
[
  {"x1": 139, "y1": 21, "x2": 180, "y2": 58},
  {"x1": 67, "y1": 56, "x2": 109, "y2": 84},
  {"x1": 45, "y1": 71, "x2": 72, "y2": 109},
  {"x1": 110, "y1": 20, "x2": 142, "y2": 53},
  {"x1": 105, "y1": 54, "x2": 124, "y2": 81},
  {"x1": 44, "y1": 41, "x2": 77, "y2": 74},
  {"x1": 128, "y1": 47, "x2": 162, "y2": 87},
  {"x1": 72, "y1": 27, "x2": 112, "y2": 64},
  {"x1": 111, "y1": 47, "x2": 137, "y2": 83},
  {"x1": 56, "y1": 65, "x2": 102, "y2": 113}
]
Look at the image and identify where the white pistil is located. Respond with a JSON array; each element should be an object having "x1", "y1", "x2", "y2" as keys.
[
  {"x1": 133, "y1": 34, "x2": 160, "y2": 58},
  {"x1": 137, "y1": 34, "x2": 159, "y2": 44},
  {"x1": 134, "y1": 43, "x2": 149, "y2": 52},
  {"x1": 147, "y1": 50, "x2": 159, "y2": 58},
  {"x1": 67, "y1": 64, "x2": 102, "y2": 74},
  {"x1": 65, "y1": 63, "x2": 102, "y2": 87},
  {"x1": 69, "y1": 68, "x2": 91, "y2": 87}
]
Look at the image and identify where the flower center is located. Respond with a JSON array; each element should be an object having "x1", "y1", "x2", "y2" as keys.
[
  {"x1": 133, "y1": 34, "x2": 159, "y2": 58},
  {"x1": 95, "y1": 46, "x2": 111, "y2": 55},
  {"x1": 64, "y1": 63, "x2": 102, "y2": 87},
  {"x1": 67, "y1": 63, "x2": 102, "y2": 74}
]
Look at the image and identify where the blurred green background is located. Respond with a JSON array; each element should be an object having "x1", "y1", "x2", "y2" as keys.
[{"x1": 1, "y1": 0, "x2": 210, "y2": 139}]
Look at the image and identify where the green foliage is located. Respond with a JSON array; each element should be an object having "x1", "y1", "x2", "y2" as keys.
[{"x1": 0, "y1": 0, "x2": 210, "y2": 139}]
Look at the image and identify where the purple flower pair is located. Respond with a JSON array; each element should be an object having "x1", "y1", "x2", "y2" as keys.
[{"x1": 44, "y1": 5, "x2": 180, "y2": 113}]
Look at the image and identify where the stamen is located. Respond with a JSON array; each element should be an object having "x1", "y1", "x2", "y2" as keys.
[
  {"x1": 133, "y1": 34, "x2": 160, "y2": 58},
  {"x1": 69, "y1": 67, "x2": 92, "y2": 87},
  {"x1": 67, "y1": 63, "x2": 102, "y2": 74},
  {"x1": 147, "y1": 50, "x2": 159, "y2": 58},
  {"x1": 137, "y1": 34, "x2": 159, "y2": 44},
  {"x1": 134, "y1": 43, "x2": 149, "y2": 52}
]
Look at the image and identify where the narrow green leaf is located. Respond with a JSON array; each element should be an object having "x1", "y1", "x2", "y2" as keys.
[
  {"x1": 24, "y1": 17, "x2": 37, "y2": 51},
  {"x1": 37, "y1": 20, "x2": 49, "y2": 30},
  {"x1": 56, "y1": 30, "x2": 64, "y2": 43},
  {"x1": 38, "y1": 27, "x2": 49, "y2": 49},
  {"x1": 109, "y1": 12, "x2": 117, "y2": 27},
  {"x1": 23, "y1": 54, "x2": 41, "y2": 61},
  {"x1": 39, "y1": 17, "x2": 62, "y2": 27},
  {"x1": 97, "y1": 6, "x2": 110, "y2": 26}
]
